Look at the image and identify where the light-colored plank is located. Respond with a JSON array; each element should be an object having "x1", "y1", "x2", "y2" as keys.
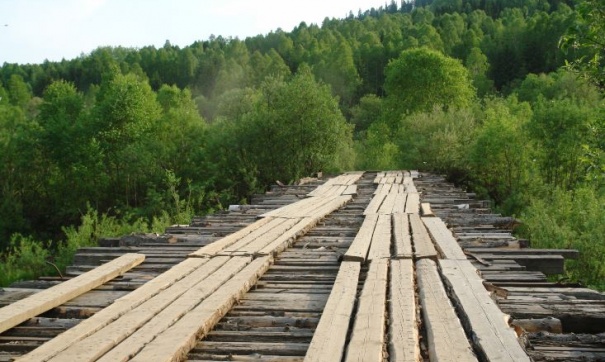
[
  {"x1": 439, "y1": 259, "x2": 531, "y2": 362},
  {"x1": 310, "y1": 195, "x2": 351, "y2": 219},
  {"x1": 0, "y1": 253, "x2": 144, "y2": 335},
  {"x1": 129, "y1": 255, "x2": 274, "y2": 362},
  {"x1": 404, "y1": 193, "x2": 419, "y2": 213},
  {"x1": 95, "y1": 256, "x2": 256, "y2": 362},
  {"x1": 343, "y1": 185, "x2": 358, "y2": 195},
  {"x1": 392, "y1": 190, "x2": 407, "y2": 214},
  {"x1": 19, "y1": 257, "x2": 206, "y2": 362},
  {"x1": 421, "y1": 203, "x2": 435, "y2": 217},
  {"x1": 368, "y1": 214, "x2": 391, "y2": 260},
  {"x1": 345, "y1": 259, "x2": 388, "y2": 362},
  {"x1": 392, "y1": 213, "x2": 412, "y2": 259},
  {"x1": 416, "y1": 259, "x2": 477, "y2": 362},
  {"x1": 409, "y1": 214, "x2": 438, "y2": 260},
  {"x1": 48, "y1": 256, "x2": 237, "y2": 362},
  {"x1": 389, "y1": 259, "x2": 420, "y2": 362},
  {"x1": 189, "y1": 217, "x2": 274, "y2": 257},
  {"x1": 422, "y1": 217, "x2": 467, "y2": 260},
  {"x1": 257, "y1": 217, "x2": 319, "y2": 255},
  {"x1": 344, "y1": 214, "x2": 379, "y2": 262},
  {"x1": 364, "y1": 192, "x2": 387, "y2": 215},
  {"x1": 222, "y1": 218, "x2": 300, "y2": 254},
  {"x1": 305, "y1": 261, "x2": 361, "y2": 362},
  {"x1": 378, "y1": 189, "x2": 398, "y2": 214}
]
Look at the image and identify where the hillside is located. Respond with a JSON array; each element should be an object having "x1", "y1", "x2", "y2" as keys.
[{"x1": 0, "y1": 0, "x2": 604, "y2": 289}]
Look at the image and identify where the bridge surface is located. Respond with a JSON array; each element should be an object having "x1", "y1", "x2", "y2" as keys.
[{"x1": 0, "y1": 171, "x2": 603, "y2": 361}]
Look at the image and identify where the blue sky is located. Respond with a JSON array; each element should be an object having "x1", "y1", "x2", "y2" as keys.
[{"x1": 0, "y1": 0, "x2": 389, "y2": 64}]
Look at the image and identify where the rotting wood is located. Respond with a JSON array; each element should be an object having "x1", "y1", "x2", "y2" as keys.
[
  {"x1": 304, "y1": 261, "x2": 361, "y2": 362},
  {"x1": 416, "y1": 259, "x2": 477, "y2": 362},
  {"x1": 0, "y1": 253, "x2": 144, "y2": 336},
  {"x1": 345, "y1": 259, "x2": 389, "y2": 362},
  {"x1": 439, "y1": 259, "x2": 531, "y2": 362},
  {"x1": 389, "y1": 259, "x2": 420, "y2": 362}
]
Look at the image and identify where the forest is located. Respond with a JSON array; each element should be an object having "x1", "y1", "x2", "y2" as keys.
[{"x1": 0, "y1": 0, "x2": 604, "y2": 289}]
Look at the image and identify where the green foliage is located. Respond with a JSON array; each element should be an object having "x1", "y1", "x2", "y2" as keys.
[
  {"x1": 384, "y1": 48, "x2": 475, "y2": 120},
  {"x1": 521, "y1": 186, "x2": 605, "y2": 289},
  {"x1": 469, "y1": 97, "x2": 533, "y2": 213},
  {"x1": 396, "y1": 107, "x2": 477, "y2": 175},
  {"x1": 0, "y1": 235, "x2": 52, "y2": 286},
  {"x1": 355, "y1": 121, "x2": 399, "y2": 170},
  {"x1": 560, "y1": 0, "x2": 605, "y2": 86}
]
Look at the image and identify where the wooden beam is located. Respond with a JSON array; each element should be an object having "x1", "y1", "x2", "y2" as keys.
[
  {"x1": 19, "y1": 258, "x2": 205, "y2": 362},
  {"x1": 404, "y1": 193, "x2": 419, "y2": 213},
  {"x1": 416, "y1": 259, "x2": 477, "y2": 362},
  {"x1": 368, "y1": 214, "x2": 391, "y2": 260},
  {"x1": 439, "y1": 259, "x2": 531, "y2": 362},
  {"x1": 0, "y1": 253, "x2": 144, "y2": 335},
  {"x1": 344, "y1": 214, "x2": 379, "y2": 262},
  {"x1": 420, "y1": 203, "x2": 435, "y2": 217},
  {"x1": 345, "y1": 259, "x2": 389, "y2": 362},
  {"x1": 305, "y1": 261, "x2": 361, "y2": 362},
  {"x1": 47, "y1": 256, "x2": 238, "y2": 362},
  {"x1": 389, "y1": 259, "x2": 420, "y2": 362},
  {"x1": 409, "y1": 213, "x2": 438, "y2": 260},
  {"x1": 392, "y1": 213, "x2": 413, "y2": 259},
  {"x1": 422, "y1": 217, "x2": 467, "y2": 260},
  {"x1": 188, "y1": 217, "x2": 274, "y2": 257},
  {"x1": 128, "y1": 255, "x2": 273, "y2": 362}
]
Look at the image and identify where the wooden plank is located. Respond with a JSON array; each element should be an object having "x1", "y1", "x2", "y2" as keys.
[
  {"x1": 93, "y1": 256, "x2": 257, "y2": 362},
  {"x1": 392, "y1": 190, "x2": 407, "y2": 214},
  {"x1": 389, "y1": 259, "x2": 420, "y2": 362},
  {"x1": 47, "y1": 256, "x2": 237, "y2": 362},
  {"x1": 439, "y1": 259, "x2": 531, "y2": 362},
  {"x1": 368, "y1": 214, "x2": 391, "y2": 260},
  {"x1": 18, "y1": 258, "x2": 207, "y2": 362},
  {"x1": 404, "y1": 193, "x2": 419, "y2": 213},
  {"x1": 258, "y1": 217, "x2": 319, "y2": 255},
  {"x1": 223, "y1": 218, "x2": 301, "y2": 254},
  {"x1": 420, "y1": 203, "x2": 435, "y2": 217},
  {"x1": 343, "y1": 185, "x2": 358, "y2": 195},
  {"x1": 422, "y1": 217, "x2": 467, "y2": 260},
  {"x1": 0, "y1": 253, "x2": 144, "y2": 335},
  {"x1": 344, "y1": 214, "x2": 379, "y2": 262},
  {"x1": 464, "y1": 248, "x2": 579, "y2": 260},
  {"x1": 364, "y1": 192, "x2": 387, "y2": 215},
  {"x1": 409, "y1": 214, "x2": 438, "y2": 260},
  {"x1": 345, "y1": 259, "x2": 389, "y2": 362},
  {"x1": 189, "y1": 217, "x2": 274, "y2": 257},
  {"x1": 415, "y1": 259, "x2": 477, "y2": 362},
  {"x1": 392, "y1": 213, "x2": 413, "y2": 259},
  {"x1": 378, "y1": 190, "x2": 398, "y2": 214},
  {"x1": 128, "y1": 255, "x2": 273, "y2": 362},
  {"x1": 304, "y1": 261, "x2": 361, "y2": 362}
]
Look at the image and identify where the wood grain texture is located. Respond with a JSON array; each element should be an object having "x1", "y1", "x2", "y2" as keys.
[
  {"x1": 389, "y1": 259, "x2": 420, "y2": 362},
  {"x1": 422, "y1": 217, "x2": 467, "y2": 260},
  {"x1": 0, "y1": 253, "x2": 144, "y2": 335}
]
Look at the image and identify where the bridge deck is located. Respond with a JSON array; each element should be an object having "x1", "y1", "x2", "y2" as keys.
[{"x1": 1, "y1": 171, "x2": 603, "y2": 361}]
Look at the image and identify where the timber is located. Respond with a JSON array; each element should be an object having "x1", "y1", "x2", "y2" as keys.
[
  {"x1": 416, "y1": 259, "x2": 478, "y2": 362},
  {"x1": 389, "y1": 259, "x2": 420, "y2": 362},
  {"x1": 304, "y1": 261, "x2": 361, "y2": 362},
  {"x1": 344, "y1": 259, "x2": 388, "y2": 362},
  {"x1": 0, "y1": 253, "x2": 144, "y2": 335}
]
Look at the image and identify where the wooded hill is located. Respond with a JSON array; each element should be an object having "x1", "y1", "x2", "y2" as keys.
[{"x1": 0, "y1": 0, "x2": 604, "y2": 289}]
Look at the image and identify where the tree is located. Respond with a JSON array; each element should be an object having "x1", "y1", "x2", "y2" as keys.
[
  {"x1": 384, "y1": 47, "x2": 475, "y2": 122},
  {"x1": 560, "y1": 0, "x2": 605, "y2": 86}
]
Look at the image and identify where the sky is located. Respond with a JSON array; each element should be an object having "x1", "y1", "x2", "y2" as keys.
[{"x1": 0, "y1": 0, "x2": 390, "y2": 65}]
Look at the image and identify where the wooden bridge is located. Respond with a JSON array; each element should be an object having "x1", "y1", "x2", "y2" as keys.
[{"x1": 1, "y1": 171, "x2": 604, "y2": 361}]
